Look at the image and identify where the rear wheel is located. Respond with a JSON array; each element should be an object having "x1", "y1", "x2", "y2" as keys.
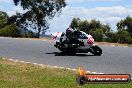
[{"x1": 91, "y1": 45, "x2": 102, "y2": 56}]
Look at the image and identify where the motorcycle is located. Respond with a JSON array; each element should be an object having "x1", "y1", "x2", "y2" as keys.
[{"x1": 51, "y1": 31, "x2": 102, "y2": 56}]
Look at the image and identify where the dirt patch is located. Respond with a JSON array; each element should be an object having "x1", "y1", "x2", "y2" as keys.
[{"x1": 95, "y1": 42, "x2": 131, "y2": 47}]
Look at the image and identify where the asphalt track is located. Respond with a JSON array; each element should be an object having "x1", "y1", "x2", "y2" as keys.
[{"x1": 0, "y1": 37, "x2": 132, "y2": 75}]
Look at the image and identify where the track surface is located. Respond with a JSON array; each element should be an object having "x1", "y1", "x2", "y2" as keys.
[{"x1": 0, "y1": 38, "x2": 132, "y2": 75}]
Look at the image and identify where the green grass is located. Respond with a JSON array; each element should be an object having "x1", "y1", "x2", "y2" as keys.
[{"x1": 0, "y1": 58, "x2": 132, "y2": 88}]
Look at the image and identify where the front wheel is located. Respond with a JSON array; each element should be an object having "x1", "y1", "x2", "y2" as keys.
[{"x1": 90, "y1": 45, "x2": 102, "y2": 56}]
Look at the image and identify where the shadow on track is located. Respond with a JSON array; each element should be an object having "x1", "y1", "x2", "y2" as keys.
[{"x1": 46, "y1": 52, "x2": 95, "y2": 56}]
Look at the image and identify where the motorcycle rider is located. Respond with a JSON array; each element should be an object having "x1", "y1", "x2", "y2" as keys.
[{"x1": 65, "y1": 27, "x2": 83, "y2": 46}]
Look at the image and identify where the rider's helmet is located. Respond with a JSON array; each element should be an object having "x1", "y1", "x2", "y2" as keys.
[
  {"x1": 66, "y1": 27, "x2": 74, "y2": 33},
  {"x1": 66, "y1": 27, "x2": 74, "y2": 37}
]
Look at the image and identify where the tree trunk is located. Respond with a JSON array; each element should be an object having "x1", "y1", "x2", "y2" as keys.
[{"x1": 37, "y1": 27, "x2": 41, "y2": 38}]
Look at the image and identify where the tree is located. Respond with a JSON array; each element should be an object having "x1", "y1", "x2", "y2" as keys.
[
  {"x1": 90, "y1": 29, "x2": 103, "y2": 42},
  {"x1": 116, "y1": 16, "x2": 132, "y2": 44},
  {"x1": 12, "y1": 0, "x2": 66, "y2": 38},
  {"x1": 117, "y1": 16, "x2": 132, "y2": 37},
  {"x1": 105, "y1": 32, "x2": 118, "y2": 43},
  {"x1": 89, "y1": 19, "x2": 102, "y2": 31},
  {"x1": 117, "y1": 30, "x2": 131, "y2": 44},
  {"x1": 0, "y1": 11, "x2": 9, "y2": 29},
  {"x1": 101, "y1": 24, "x2": 111, "y2": 33},
  {"x1": 69, "y1": 17, "x2": 112, "y2": 42},
  {"x1": 117, "y1": 20, "x2": 125, "y2": 31},
  {"x1": 0, "y1": 11, "x2": 21, "y2": 37},
  {"x1": 0, "y1": 24, "x2": 20, "y2": 37},
  {"x1": 78, "y1": 20, "x2": 90, "y2": 33},
  {"x1": 70, "y1": 17, "x2": 111, "y2": 34},
  {"x1": 70, "y1": 17, "x2": 80, "y2": 29}
]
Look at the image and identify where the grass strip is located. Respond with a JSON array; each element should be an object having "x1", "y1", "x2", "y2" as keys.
[{"x1": 0, "y1": 58, "x2": 132, "y2": 88}]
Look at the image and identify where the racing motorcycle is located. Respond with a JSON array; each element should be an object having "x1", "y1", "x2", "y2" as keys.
[{"x1": 51, "y1": 31, "x2": 102, "y2": 56}]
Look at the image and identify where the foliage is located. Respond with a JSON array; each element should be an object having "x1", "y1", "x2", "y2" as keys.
[
  {"x1": 78, "y1": 20, "x2": 90, "y2": 33},
  {"x1": 0, "y1": 24, "x2": 20, "y2": 37},
  {"x1": 21, "y1": 31, "x2": 36, "y2": 38},
  {"x1": 116, "y1": 16, "x2": 132, "y2": 44},
  {"x1": 117, "y1": 16, "x2": 132, "y2": 37},
  {"x1": 11, "y1": 0, "x2": 66, "y2": 38},
  {"x1": 0, "y1": 11, "x2": 9, "y2": 29},
  {"x1": 101, "y1": 24, "x2": 111, "y2": 33},
  {"x1": 89, "y1": 29, "x2": 103, "y2": 42},
  {"x1": 69, "y1": 17, "x2": 132, "y2": 44},
  {"x1": 70, "y1": 17, "x2": 111, "y2": 42},
  {"x1": 0, "y1": 11, "x2": 21, "y2": 37},
  {"x1": 89, "y1": 19, "x2": 102, "y2": 31},
  {"x1": 70, "y1": 18, "x2": 111, "y2": 34},
  {"x1": 105, "y1": 32, "x2": 118, "y2": 43},
  {"x1": 117, "y1": 30, "x2": 131, "y2": 44},
  {"x1": 70, "y1": 17, "x2": 80, "y2": 30}
]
